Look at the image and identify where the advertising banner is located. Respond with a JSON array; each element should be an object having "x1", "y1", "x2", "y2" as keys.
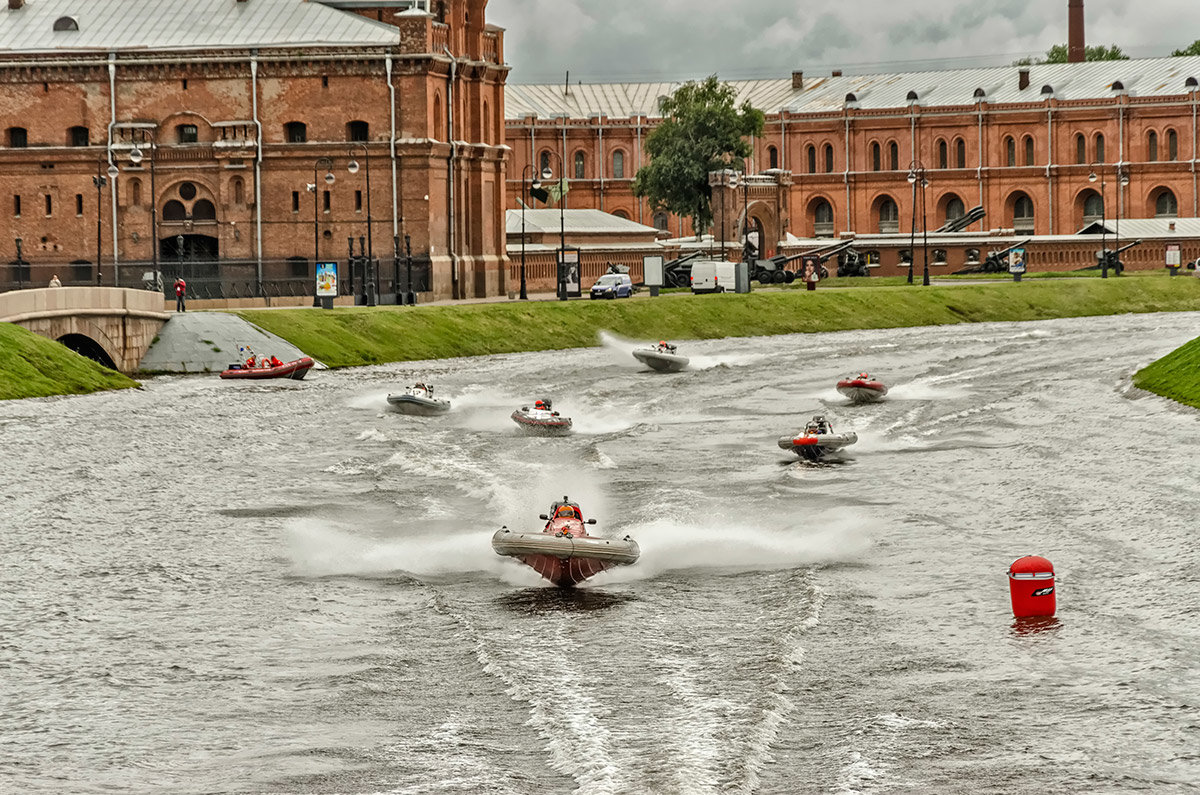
[
  {"x1": 316, "y1": 262, "x2": 338, "y2": 297},
  {"x1": 1008, "y1": 248, "x2": 1027, "y2": 274}
]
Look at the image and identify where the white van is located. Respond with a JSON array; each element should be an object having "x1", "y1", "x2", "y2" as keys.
[{"x1": 689, "y1": 260, "x2": 736, "y2": 294}]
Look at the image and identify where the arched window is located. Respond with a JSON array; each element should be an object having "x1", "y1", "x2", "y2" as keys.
[
  {"x1": 539, "y1": 150, "x2": 551, "y2": 176},
  {"x1": 955, "y1": 138, "x2": 967, "y2": 169},
  {"x1": 192, "y1": 199, "x2": 216, "y2": 221},
  {"x1": 284, "y1": 122, "x2": 307, "y2": 143},
  {"x1": 613, "y1": 209, "x2": 629, "y2": 220},
  {"x1": 1156, "y1": 189, "x2": 1179, "y2": 218},
  {"x1": 1012, "y1": 192, "x2": 1035, "y2": 234},
  {"x1": 129, "y1": 178, "x2": 142, "y2": 206},
  {"x1": 813, "y1": 200, "x2": 834, "y2": 237},
  {"x1": 933, "y1": 249, "x2": 948, "y2": 265},
  {"x1": 1005, "y1": 136, "x2": 1016, "y2": 167},
  {"x1": 871, "y1": 142, "x2": 881, "y2": 172},
  {"x1": 482, "y1": 100, "x2": 490, "y2": 142},
  {"x1": 68, "y1": 126, "x2": 89, "y2": 147},
  {"x1": 1168, "y1": 129, "x2": 1179, "y2": 161},
  {"x1": 888, "y1": 141, "x2": 899, "y2": 171},
  {"x1": 1095, "y1": 133, "x2": 1106, "y2": 163},
  {"x1": 177, "y1": 124, "x2": 198, "y2": 144},
  {"x1": 612, "y1": 150, "x2": 625, "y2": 179},
  {"x1": 824, "y1": 143, "x2": 834, "y2": 173},
  {"x1": 1083, "y1": 191, "x2": 1104, "y2": 224},
  {"x1": 53, "y1": 15, "x2": 79, "y2": 31},
  {"x1": 945, "y1": 196, "x2": 965, "y2": 222},
  {"x1": 1075, "y1": 133, "x2": 1087, "y2": 165},
  {"x1": 574, "y1": 151, "x2": 586, "y2": 179},
  {"x1": 232, "y1": 178, "x2": 244, "y2": 205},
  {"x1": 807, "y1": 145, "x2": 816, "y2": 174},
  {"x1": 878, "y1": 197, "x2": 899, "y2": 233},
  {"x1": 162, "y1": 200, "x2": 186, "y2": 221},
  {"x1": 652, "y1": 211, "x2": 670, "y2": 232},
  {"x1": 1148, "y1": 130, "x2": 1159, "y2": 162},
  {"x1": 347, "y1": 120, "x2": 369, "y2": 142},
  {"x1": 1024, "y1": 136, "x2": 1035, "y2": 166},
  {"x1": 8, "y1": 126, "x2": 28, "y2": 147},
  {"x1": 937, "y1": 139, "x2": 948, "y2": 170},
  {"x1": 768, "y1": 145, "x2": 778, "y2": 170}
]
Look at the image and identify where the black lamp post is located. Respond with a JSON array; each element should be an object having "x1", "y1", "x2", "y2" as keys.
[
  {"x1": 538, "y1": 151, "x2": 567, "y2": 300},
  {"x1": 907, "y1": 160, "x2": 930, "y2": 286},
  {"x1": 1114, "y1": 164, "x2": 1130, "y2": 276},
  {"x1": 520, "y1": 162, "x2": 544, "y2": 300},
  {"x1": 347, "y1": 144, "x2": 375, "y2": 304},
  {"x1": 1088, "y1": 165, "x2": 1109, "y2": 278},
  {"x1": 92, "y1": 160, "x2": 118, "y2": 285},
  {"x1": 129, "y1": 133, "x2": 157, "y2": 289},
  {"x1": 404, "y1": 232, "x2": 415, "y2": 306},
  {"x1": 308, "y1": 157, "x2": 335, "y2": 306}
]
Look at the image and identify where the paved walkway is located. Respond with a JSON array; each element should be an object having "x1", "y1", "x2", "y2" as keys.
[{"x1": 139, "y1": 312, "x2": 321, "y2": 373}]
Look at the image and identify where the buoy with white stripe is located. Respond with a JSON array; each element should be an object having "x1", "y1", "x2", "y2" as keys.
[{"x1": 1008, "y1": 556, "x2": 1056, "y2": 618}]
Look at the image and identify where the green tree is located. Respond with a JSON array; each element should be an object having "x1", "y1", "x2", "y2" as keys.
[
  {"x1": 1172, "y1": 40, "x2": 1200, "y2": 57},
  {"x1": 1014, "y1": 43, "x2": 1129, "y2": 66},
  {"x1": 634, "y1": 76, "x2": 764, "y2": 238}
]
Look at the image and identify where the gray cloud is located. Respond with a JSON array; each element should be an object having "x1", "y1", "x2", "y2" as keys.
[{"x1": 487, "y1": 0, "x2": 1200, "y2": 83}]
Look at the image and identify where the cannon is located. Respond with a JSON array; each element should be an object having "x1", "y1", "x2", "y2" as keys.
[
  {"x1": 953, "y1": 238, "x2": 1032, "y2": 275},
  {"x1": 1078, "y1": 239, "x2": 1142, "y2": 275},
  {"x1": 752, "y1": 239, "x2": 853, "y2": 284},
  {"x1": 836, "y1": 248, "x2": 869, "y2": 278},
  {"x1": 934, "y1": 205, "x2": 986, "y2": 234},
  {"x1": 661, "y1": 250, "x2": 704, "y2": 288}
]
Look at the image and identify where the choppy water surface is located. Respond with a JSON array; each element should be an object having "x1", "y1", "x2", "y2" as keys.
[{"x1": 3, "y1": 313, "x2": 1200, "y2": 794}]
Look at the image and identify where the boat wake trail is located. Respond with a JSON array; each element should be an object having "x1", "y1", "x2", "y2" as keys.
[{"x1": 597, "y1": 518, "x2": 871, "y2": 583}]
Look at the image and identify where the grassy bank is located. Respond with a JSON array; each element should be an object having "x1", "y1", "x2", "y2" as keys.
[
  {"x1": 1134, "y1": 337, "x2": 1200, "y2": 410},
  {"x1": 0, "y1": 324, "x2": 139, "y2": 401},
  {"x1": 237, "y1": 276, "x2": 1200, "y2": 369}
]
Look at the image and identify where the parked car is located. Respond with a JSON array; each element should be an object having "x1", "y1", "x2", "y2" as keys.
[
  {"x1": 589, "y1": 273, "x2": 633, "y2": 299},
  {"x1": 689, "y1": 260, "x2": 736, "y2": 294}
]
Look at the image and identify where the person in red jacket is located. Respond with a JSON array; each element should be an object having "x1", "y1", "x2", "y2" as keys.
[
  {"x1": 173, "y1": 277, "x2": 187, "y2": 312},
  {"x1": 269, "y1": 355, "x2": 284, "y2": 368}
]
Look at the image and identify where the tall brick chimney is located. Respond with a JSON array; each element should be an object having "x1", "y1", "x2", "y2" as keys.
[
  {"x1": 1068, "y1": 0, "x2": 1085, "y2": 63},
  {"x1": 792, "y1": 71, "x2": 804, "y2": 90}
]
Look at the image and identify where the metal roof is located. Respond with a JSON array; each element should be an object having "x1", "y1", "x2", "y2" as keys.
[
  {"x1": 1077, "y1": 217, "x2": 1200, "y2": 238},
  {"x1": 506, "y1": 56, "x2": 1200, "y2": 120},
  {"x1": 507, "y1": 209, "x2": 659, "y2": 236},
  {"x1": 0, "y1": 0, "x2": 399, "y2": 55}
]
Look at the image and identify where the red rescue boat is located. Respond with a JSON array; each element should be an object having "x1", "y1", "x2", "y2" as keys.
[
  {"x1": 491, "y1": 497, "x2": 640, "y2": 587},
  {"x1": 836, "y1": 372, "x2": 888, "y2": 403},
  {"x1": 220, "y1": 357, "x2": 314, "y2": 380}
]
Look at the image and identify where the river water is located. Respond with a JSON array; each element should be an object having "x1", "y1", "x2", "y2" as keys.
[{"x1": 3, "y1": 313, "x2": 1200, "y2": 794}]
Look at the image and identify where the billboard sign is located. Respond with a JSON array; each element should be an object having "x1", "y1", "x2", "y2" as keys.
[
  {"x1": 1008, "y1": 247, "x2": 1027, "y2": 274},
  {"x1": 316, "y1": 262, "x2": 338, "y2": 297}
]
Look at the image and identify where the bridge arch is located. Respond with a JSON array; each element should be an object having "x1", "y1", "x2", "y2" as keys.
[{"x1": 58, "y1": 332, "x2": 118, "y2": 370}]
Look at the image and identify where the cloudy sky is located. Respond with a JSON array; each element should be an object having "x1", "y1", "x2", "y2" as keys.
[{"x1": 487, "y1": 0, "x2": 1200, "y2": 84}]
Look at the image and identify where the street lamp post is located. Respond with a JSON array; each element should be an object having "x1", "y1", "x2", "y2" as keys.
[
  {"x1": 129, "y1": 134, "x2": 159, "y2": 289},
  {"x1": 309, "y1": 157, "x2": 335, "y2": 306},
  {"x1": 92, "y1": 161, "x2": 118, "y2": 285},
  {"x1": 519, "y1": 163, "x2": 543, "y2": 300},
  {"x1": 347, "y1": 145, "x2": 375, "y2": 304},
  {"x1": 538, "y1": 152, "x2": 567, "y2": 300},
  {"x1": 907, "y1": 161, "x2": 930, "y2": 286},
  {"x1": 1115, "y1": 164, "x2": 1130, "y2": 276},
  {"x1": 1088, "y1": 166, "x2": 1109, "y2": 278}
]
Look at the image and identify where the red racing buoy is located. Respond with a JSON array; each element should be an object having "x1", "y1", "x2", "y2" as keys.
[{"x1": 1008, "y1": 556, "x2": 1056, "y2": 618}]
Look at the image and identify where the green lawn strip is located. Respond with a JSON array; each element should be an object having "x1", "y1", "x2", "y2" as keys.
[
  {"x1": 1134, "y1": 336, "x2": 1200, "y2": 409},
  {"x1": 237, "y1": 278, "x2": 1200, "y2": 369},
  {"x1": 0, "y1": 324, "x2": 139, "y2": 401}
]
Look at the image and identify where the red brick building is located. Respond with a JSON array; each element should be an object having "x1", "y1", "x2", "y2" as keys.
[
  {"x1": 505, "y1": 56, "x2": 1200, "y2": 259},
  {"x1": 0, "y1": 0, "x2": 508, "y2": 300}
]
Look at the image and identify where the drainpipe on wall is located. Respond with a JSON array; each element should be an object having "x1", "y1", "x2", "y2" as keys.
[
  {"x1": 107, "y1": 54, "x2": 119, "y2": 280},
  {"x1": 977, "y1": 102, "x2": 985, "y2": 214},
  {"x1": 597, "y1": 116, "x2": 604, "y2": 213},
  {"x1": 843, "y1": 112, "x2": 852, "y2": 232},
  {"x1": 1118, "y1": 101, "x2": 1125, "y2": 229},
  {"x1": 1046, "y1": 102, "x2": 1054, "y2": 235},
  {"x1": 251, "y1": 53, "x2": 263, "y2": 294},
  {"x1": 1193, "y1": 89, "x2": 1198, "y2": 217},
  {"x1": 636, "y1": 117, "x2": 643, "y2": 224},
  {"x1": 780, "y1": 113, "x2": 787, "y2": 171},
  {"x1": 442, "y1": 46, "x2": 458, "y2": 299}
]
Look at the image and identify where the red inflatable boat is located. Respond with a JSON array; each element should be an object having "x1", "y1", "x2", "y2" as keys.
[
  {"x1": 220, "y1": 357, "x2": 314, "y2": 380},
  {"x1": 836, "y1": 372, "x2": 888, "y2": 403}
]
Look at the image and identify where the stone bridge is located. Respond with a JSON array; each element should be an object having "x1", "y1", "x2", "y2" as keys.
[{"x1": 0, "y1": 287, "x2": 171, "y2": 374}]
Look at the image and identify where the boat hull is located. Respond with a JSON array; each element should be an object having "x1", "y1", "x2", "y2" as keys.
[
  {"x1": 387, "y1": 393, "x2": 451, "y2": 416},
  {"x1": 511, "y1": 410, "x2": 573, "y2": 436},
  {"x1": 492, "y1": 529, "x2": 640, "y2": 587},
  {"x1": 777, "y1": 432, "x2": 858, "y2": 461},
  {"x1": 220, "y1": 357, "x2": 314, "y2": 380},
  {"x1": 632, "y1": 348, "x2": 690, "y2": 373},
  {"x1": 836, "y1": 380, "x2": 888, "y2": 403}
]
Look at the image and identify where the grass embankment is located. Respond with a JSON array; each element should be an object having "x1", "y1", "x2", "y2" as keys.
[
  {"x1": 237, "y1": 276, "x2": 1200, "y2": 369},
  {"x1": 1134, "y1": 337, "x2": 1200, "y2": 409},
  {"x1": 0, "y1": 324, "x2": 138, "y2": 401}
]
